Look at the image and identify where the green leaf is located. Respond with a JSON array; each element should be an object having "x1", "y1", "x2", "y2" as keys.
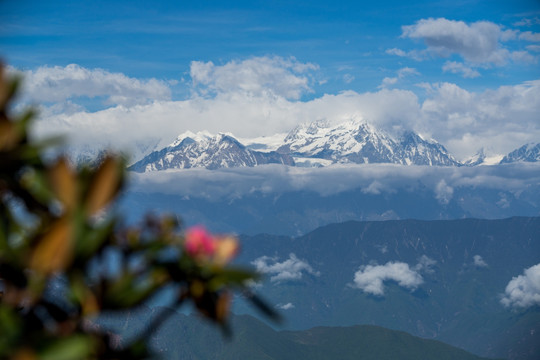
[
  {"x1": 40, "y1": 335, "x2": 95, "y2": 360},
  {"x1": 0, "y1": 305, "x2": 23, "y2": 355},
  {"x1": 208, "y1": 267, "x2": 257, "y2": 291}
]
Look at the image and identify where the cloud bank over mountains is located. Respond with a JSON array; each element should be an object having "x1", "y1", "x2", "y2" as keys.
[
  {"x1": 129, "y1": 162, "x2": 540, "y2": 201},
  {"x1": 9, "y1": 17, "x2": 540, "y2": 161},
  {"x1": 18, "y1": 60, "x2": 540, "y2": 162}
]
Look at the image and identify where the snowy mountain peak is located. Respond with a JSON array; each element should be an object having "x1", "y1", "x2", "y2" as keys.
[
  {"x1": 278, "y1": 119, "x2": 458, "y2": 166},
  {"x1": 129, "y1": 131, "x2": 294, "y2": 172},
  {"x1": 129, "y1": 119, "x2": 465, "y2": 172},
  {"x1": 463, "y1": 148, "x2": 486, "y2": 166},
  {"x1": 500, "y1": 143, "x2": 540, "y2": 164},
  {"x1": 168, "y1": 130, "x2": 213, "y2": 148}
]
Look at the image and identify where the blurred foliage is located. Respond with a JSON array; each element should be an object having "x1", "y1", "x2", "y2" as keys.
[{"x1": 0, "y1": 65, "x2": 278, "y2": 359}]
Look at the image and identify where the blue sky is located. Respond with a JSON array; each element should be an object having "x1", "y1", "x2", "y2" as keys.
[{"x1": 1, "y1": 0, "x2": 540, "y2": 160}]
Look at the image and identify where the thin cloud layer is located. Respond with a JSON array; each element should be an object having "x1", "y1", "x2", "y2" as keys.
[
  {"x1": 129, "y1": 162, "x2": 540, "y2": 201},
  {"x1": 13, "y1": 64, "x2": 171, "y2": 106},
  {"x1": 379, "y1": 67, "x2": 420, "y2": 88},
  {"x1": 501, "y1": 263, "x2": 540, "y2": 309},
  {"x1": 251, "y1": 253, "x2": 320, "y2": 283},
  {"x1": 442, "y1": 61, "x2": 480, "y2": 78}
]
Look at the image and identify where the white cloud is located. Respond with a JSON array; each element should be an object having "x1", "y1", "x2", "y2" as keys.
[
  {"x1": 13, "y1": 64, "x2": 171, "y2": 106},
  {"x1": 442, "y1": 61, "x2": 480, "y2": 78},
  {"x1": 519, "y1": 31, "x2": 540, "y2": 42},
  {"x1": 419, "y1": 80, "x2": 540, "y2": 159},
  {"x1": 379, "y1": 67, "x2": 419, "y2": 88},
  {"x1": 526, "y1": 45, "x2": 540, "y2": 52},
  {"x1": 343, "y1": 73, "x2": 355, "y2": 84},
  {"x1": 398, "y1": 67, "x2": 420, "y2": 78},
  {"x1": 401, "y1": 18, "x2": 510, "y2": 65},
  {"x1": 473, "y1": 255, "x2": 488, "y2": 268},
  {"x1": 16, "y1": 58, "x2": 539, "y2": 162},
  {"x1": 190, "y1": 56, "x2": 318, "y2": 100},
  {"x1": 386, "y1": 48, "x2": 407, "y2": 57},
  {"x1": 385, "y1": 48, "x2": 425, "y2": 61},
  {"x1": 380, "y1": 77, "x2": 398, "y2": 88},
  {"x1": 435, "y1": 179, "x2": 454, "y2": 204},
  {"x1": 352, "y1": 261, "x2": 423, "y2": 296},
  {"x1": 251, "y1": 253, "x2": 320, "y2": 283},
  {"x1": 276, "y1": 303, "x2": 295, "y2": 310},
  {"x1": 415, "y1": 255, "x2": 437, "y2": 273},
  {"x1": 129, "y1": 162, "x2": 540, "y2": 202},
  {"x1": 514, "y1": 17, "x2": 540, "y2": 27},
  {"x1": 32, "y1": 85, "x2": 423, "y2": 155},
  {"x1": 510, "y1": 51, "x2": 537, "y2": 64},
  {"x1": 501, "y1": 263, "x2": 540, "y2": 309}
]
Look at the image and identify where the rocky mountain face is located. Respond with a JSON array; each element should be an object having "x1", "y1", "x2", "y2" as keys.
[
  {"x1": 130, "y1": 120, "x2": 463, "y2": 172},
  {"x1": 500, "y1": 143, "x2": 540, "y2": 164},
  {"x1": 129, "y1": 131, "x2": 295, "y2": 172},
  {"x1": 278, "y1": 120, "x2": 459, "y2": 166}
]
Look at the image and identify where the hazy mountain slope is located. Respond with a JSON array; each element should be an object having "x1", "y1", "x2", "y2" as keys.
[
  {"x1": 232, "y1": 217, "x2": 540, "y2": 359},
  {"x1": 102, "y1": 309, "x2": 495, "y2": 360},
  {"x1": 500, "y1": 143, "x2": 540, "y2": 164},
  {"x1": 121, "y1": 179, "x2": 540, "y2": 236}
]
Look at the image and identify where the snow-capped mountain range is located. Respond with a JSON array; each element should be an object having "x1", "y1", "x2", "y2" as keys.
[
  {"x1": 128, "y1": 131, "x2": 294, "y2": 172},
  {"x1": 276, "y1": 120, "x2": 459, "y2": 166},
  {"x1": 128, "y1": 120, "x2": 539, "y2": 172}
]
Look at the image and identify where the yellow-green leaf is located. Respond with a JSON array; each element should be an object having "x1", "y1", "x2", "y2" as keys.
[
  {"x1": 29, "y1": 218, "x2": 73, "y2": 274},
  {"x1": 48, "y1": 158, "x2": 77, "y2": 213},
  {"x1": 84, "y1": 156, "x2": 123, "y2": 216}
]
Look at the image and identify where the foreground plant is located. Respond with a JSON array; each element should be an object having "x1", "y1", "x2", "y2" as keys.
[{"x1": 0, "y1": 65, "x2": 277, "y2": 359}]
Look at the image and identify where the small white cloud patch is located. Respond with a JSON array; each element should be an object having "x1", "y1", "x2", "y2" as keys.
[
  {"x1": 276, "y1": 303, "x2": 295, "y2": 310},
  {"x1": 442, "y1": 61, "x2": 481, "y2": 79},
  {"x1": 473, "y1": 255, "x2": 488, "y2": 268},
  {"x1": 501, "y1": 263, "x2": 540, "y2": 309},
  {"x1": 251, "y1": 253, "x2": 320, "y2": 283},
  {"x1": 415, "y1": 255, "x2": 437, "y2": 273},
  {"x1": 352, "y1": 261, "x2": 424, "y2": 296},
  {"x1": 435, "y1": 179, "x2": 454, "y2": 204}
]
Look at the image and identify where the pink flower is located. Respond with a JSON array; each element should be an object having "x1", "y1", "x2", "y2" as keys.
[
  {"x1": 184, "y1": 226, "x2": 239, "y2": 265},
  {"x1": 184, "y1": 226, "x2": 216, "y2": 258}
]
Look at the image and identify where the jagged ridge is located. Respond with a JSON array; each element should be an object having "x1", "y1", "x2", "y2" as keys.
[
  {"x1": 129, "y1": 132, "x2": 294, "y2": 172},
  {"x1": 500, "y1": 143, "x2": 540, "y2": 164},
  {"x1": 128, "y1": 120, "x2": 538, "y2": 172}
]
